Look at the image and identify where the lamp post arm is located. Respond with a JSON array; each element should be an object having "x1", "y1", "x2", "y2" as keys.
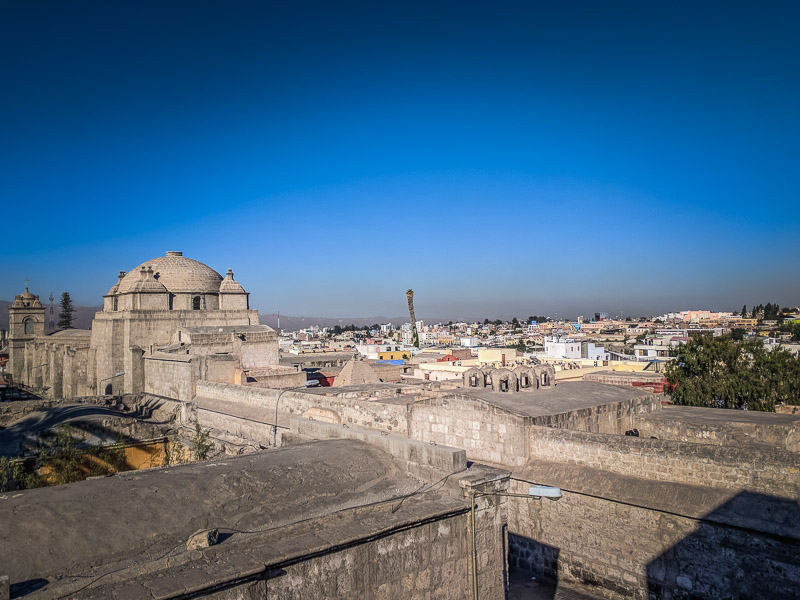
[
  {"x1": 272, "y1": 388, "x2": 288, "y2": 447},
  {"x1": 272, "y1": 382, "x2": 318, "y2": 446},
  {"x1": 467, "y1": 487, "x2": 562, "y2": 600}
]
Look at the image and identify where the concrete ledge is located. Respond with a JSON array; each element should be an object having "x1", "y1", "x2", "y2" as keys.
[{"x1": 289, "y1": 417, "x2": 467, "y2": 474}]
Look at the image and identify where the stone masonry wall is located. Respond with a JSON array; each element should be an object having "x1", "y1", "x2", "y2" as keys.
[
  {"x1": 409, "y1": 396, "x2": 529, "y2": 466},
  {"x1": 530, "y1": 393, "x2": 662, "y2": 435},
  {"x1": 208, "y1": 507, "x2": 506, "y2": 600},
  {"x1": 144, "y1": 356, "x2": 196, "y2": 402},
  {"x1": 526, "y1": 426, "x2": 800, "y2": 499},
  {"x1": 635, "y1": 410, "x2": 800, "y2": 452},
  {"x1": 506, "y1": 478, "x2": 800, "y2": 600},
  {"x1": 195, "y1": 381, "x2": 410, "y2": 434}
]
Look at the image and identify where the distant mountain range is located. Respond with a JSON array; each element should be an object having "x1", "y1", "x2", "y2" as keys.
[
  {"x1": 258, "y1": 314, "x2": 416, "y2": 331},
  {"x1": 0, "y1": 301, "x2": 421, "y2": 333},
  {"x1": 0, "y1": 300, "x2": 100, "y2": 332}
]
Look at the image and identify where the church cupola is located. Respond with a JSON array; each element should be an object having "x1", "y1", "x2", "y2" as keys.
[{"x1": 219, "y1": 269, "x2": 249, "y2": 310}]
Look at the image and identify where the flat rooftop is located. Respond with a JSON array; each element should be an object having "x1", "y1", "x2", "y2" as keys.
[
  {"x1": 305, "y1": 382, "x2": 420, "y2": 396},
  {"x1": 1, "y1": 439, "x2": 434, "y2": 597},
  {"x1": 279, "y1": 352, "x2": 355, "y2": 365},
  {"x1": 453, "y1": 381, "x2": 653, "y2": 419},
  {"x1": 646, "y1": 404, "x2": 800, "y2": 426}
]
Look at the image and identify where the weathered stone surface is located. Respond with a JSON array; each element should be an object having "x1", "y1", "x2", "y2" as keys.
[
  {"x1": 636, "y1": 404, "x2": 800, "y2": 451},
  {"x1": 0, "y1": 438, "x2": 510, "y2": 600},
  {"x1": 186, "y1": 529, "x2": 220, "y2": 551}
]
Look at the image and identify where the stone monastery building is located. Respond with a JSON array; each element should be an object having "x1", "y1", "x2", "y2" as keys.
[{"x1": 7, "y1": 251, "x2": 290, "y2": 399}]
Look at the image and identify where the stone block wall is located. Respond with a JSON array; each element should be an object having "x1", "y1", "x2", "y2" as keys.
[
  {"x1": 409, "y1": 396, "x2": 529, "y2": 466},
  {"x1": 257, "y1": 509, "x2": 505, "y2": 600},
  {"x1": 530, "y1": 393, "x2": 661, "y2": 434},
  {"x1": 526, "y1": 426, "x2": 800, "y2": 499},
  {"x1": 636, "y1": 409, "x2": 800, "y2": 452},
  {"x1": 25, "y1": 337, "x2": 92, "y2": 399},
  {"x1": 144, "y1": 355, "x2": 196, "y2": 402},
  {"x1": 289, "y1": 418, "x2": 467, "y2": 476},
  {"x1": 507, "y1": 479, "x2": 800, "y2": 600},
  {"x1": 195, "y1": 381, "x2": 411, "y2": 434}
]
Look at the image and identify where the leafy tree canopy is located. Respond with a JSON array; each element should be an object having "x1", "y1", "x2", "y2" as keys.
[{"x1": 665, "y1": 335, "x2": 800, "y2": 411}]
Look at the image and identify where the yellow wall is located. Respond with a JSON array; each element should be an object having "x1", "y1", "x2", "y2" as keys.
[
  {"x1": 377, "y1": 351, "x2": 410, "y2": 360},
  {"x1": 477, "y1": 348, "x2": 518, "y2": 365}
]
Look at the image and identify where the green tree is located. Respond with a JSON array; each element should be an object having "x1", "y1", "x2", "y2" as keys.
[
  {"x1": 730, "y1": 328, "x2": 746, "y2": 341},
  {"x1": 665, "y1": 335, "x2": 800, "y2": 411},
  {"x1": 58, "y1": 291, "x2": 74, "y2": 329},
  {"x1": 741, "y1": 305, "x2": 747, "y2": 318}
]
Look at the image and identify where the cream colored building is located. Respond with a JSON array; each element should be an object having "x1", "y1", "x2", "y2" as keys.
[{"x1": 8, "y1": 251, "x2": 296, "y2": 400}]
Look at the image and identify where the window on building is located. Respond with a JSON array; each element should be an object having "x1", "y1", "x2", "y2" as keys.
[
  {"x1": 24, "y1": 318, "x2": 35, "y2": 334},
  {"x1": 113, "y1": 297, "x2": 118, "y2": 311},
  {"x1": 192, "y1": 296, "x2": 201, "y2": 310}
]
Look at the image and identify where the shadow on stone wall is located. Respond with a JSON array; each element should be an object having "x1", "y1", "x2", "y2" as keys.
[
  {"x1": 646, "y1": 491, "x2": 800, "y2": 599},
  {"x1": 509, "y1": 533, "x2": 560, "y2": 587}
]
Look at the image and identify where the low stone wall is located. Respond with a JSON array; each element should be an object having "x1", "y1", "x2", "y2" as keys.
[
  {"x1": 144, "y1": 354, "x2": 196, "y2": 402},
  {"x1": 529, "y1": 392, "x2": 661, "y2": 434},
  {"x1": 246, "y1": 368, "x2": 306, "y2": 389},
  {"x1": 583, "y1": 371, "x2": 664, "y2": 386},
  {"x1": 195, "y1": 381, "x2": 411, "y2": 435},
  {"x1": 209, "y1": 500, "x2": 507, "y2": 600},
  {"x1": 507, "y1": 476, "x2": 800, "y2": 600},
  {"x1": 289, "y1": 417, "x2": 467, "y2": 476},
  {"x1": 526, "y1": 425, "x2": 800, "y2": 499},
  {"x1": 0, "y1": 398, "x2": 62, "y2": 427},
  {"x1": 636, "y1": 406, "x2": 800, "y2": 452},
  {"x1": 409, "y1": 395, "x2": 529, "y2": 466},
  {"x1": 407, "y1": 392, "x2": 662, "y2": 467}
]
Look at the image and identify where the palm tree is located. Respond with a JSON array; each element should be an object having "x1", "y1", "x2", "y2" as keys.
[{"x1": 406, "y1": 289, "x2": 419, "y2": 348}]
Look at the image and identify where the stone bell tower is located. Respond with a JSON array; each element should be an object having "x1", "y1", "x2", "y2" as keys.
[{"x1": 8, "y1": 287, "x2": 45, "y2": 384}]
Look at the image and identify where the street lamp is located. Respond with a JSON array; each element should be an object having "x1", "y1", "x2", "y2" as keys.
[
  {"x1": 99, "y1": 371, "x2": 125, "y2": 395},
  {"x1": 27, "y1": 362, "x2": 48, "y2": 386},
  {"x1": 273, "y1": 380, "x2": 319, "y2": 447},
  {"x1": 468, "y1": 485, "x2": 562, "y2": 600}
]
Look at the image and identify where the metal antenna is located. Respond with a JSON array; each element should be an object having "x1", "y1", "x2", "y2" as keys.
[{"x1": 49, "y1": 292, "x2": 55, "y2": 333}]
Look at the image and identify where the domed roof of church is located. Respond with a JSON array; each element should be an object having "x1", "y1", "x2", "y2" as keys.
[
  {"x1": 129, "y1": 266, "x2": 169, "y2": 294},
  {"x1": 117, "y1": 251, "x2": 223, "y2": 294}
]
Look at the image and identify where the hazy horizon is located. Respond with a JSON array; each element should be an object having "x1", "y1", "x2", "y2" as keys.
[{"x1": 3, "y1": 1, "x2": 798, "y2": 316}]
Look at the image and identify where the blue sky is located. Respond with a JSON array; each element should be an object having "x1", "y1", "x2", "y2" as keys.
[{"x1": 2, "y1": 1, "x2": 798, "y2": 319}]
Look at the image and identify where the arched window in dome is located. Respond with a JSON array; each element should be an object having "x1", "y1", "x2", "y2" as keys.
[
  {"x1": 192, "y1": 296, "x2": 201, "y2": 310},
  {"x1": 23, "y1": 317, "x2": 35, "y2": 334},
  {"x1": 113, "y1": 297, "x2": 118, "y2": 311}
]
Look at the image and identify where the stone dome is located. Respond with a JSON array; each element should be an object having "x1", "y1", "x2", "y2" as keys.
[
  {"x1": 12, "y1": 288, "x2": 43, "y2": 308},
  {"x1": 106, "y1": 271, "x2": 126, "y2": 296},
  {"x1": 129, "y1": 266, "x2": 169, "y2": 294},
  {"x1": 117, "y1": 251, "x2": 223, "y2": 294}
]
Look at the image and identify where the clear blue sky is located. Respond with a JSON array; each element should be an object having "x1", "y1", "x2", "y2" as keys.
[{"x1": 2, "y1": 1, "x2": 798, "y2": 319}]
